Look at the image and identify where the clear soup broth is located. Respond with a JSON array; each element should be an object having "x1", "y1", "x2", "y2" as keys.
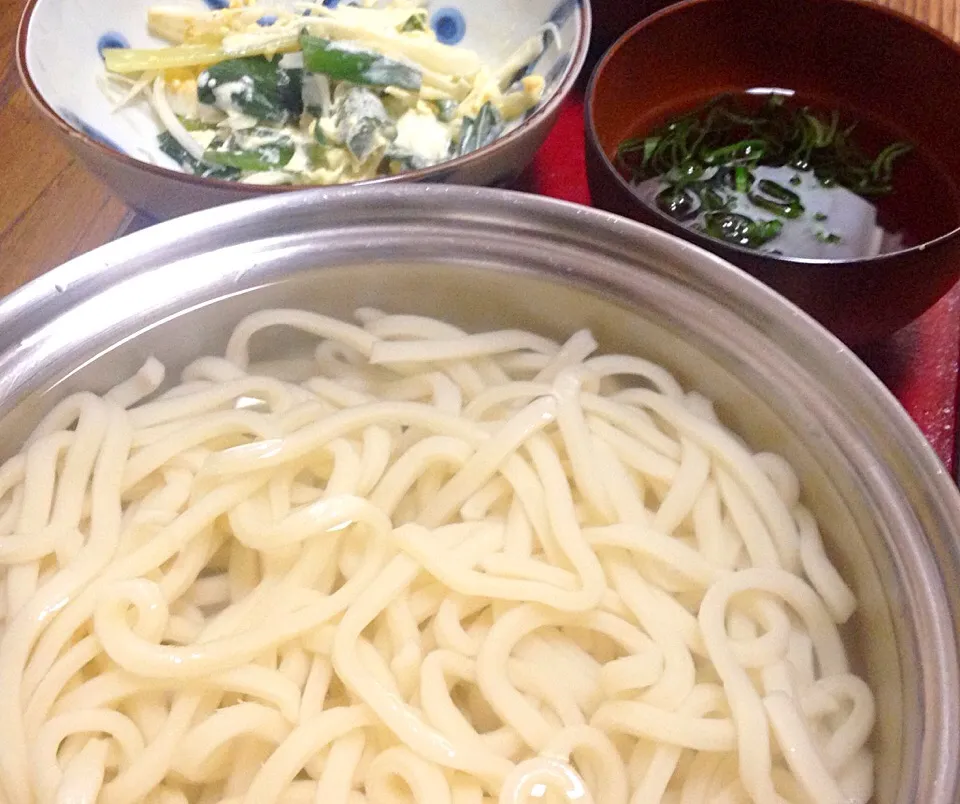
[{"x1": 615, "y1": 89, "x2": 960, "y2": 260}]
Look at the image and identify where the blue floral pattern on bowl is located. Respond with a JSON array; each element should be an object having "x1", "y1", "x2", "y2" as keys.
[
  {"x1": 96, "y1": 31, "x2": 130, "y2": 59},
  {"x1": 430, "y1": 7, "x2": 467, "y2": 45},
  {"x1": 58, "y1": 108, "x2": 126, "y2": 153}
]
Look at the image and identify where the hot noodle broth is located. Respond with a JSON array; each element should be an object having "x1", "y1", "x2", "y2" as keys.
[{"x1": 616, "y1": 89, "x2": 960, "y2": 260}]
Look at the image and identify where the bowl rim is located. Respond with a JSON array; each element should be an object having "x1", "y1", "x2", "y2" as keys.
[
  {"x1": 583, "y1": 0, "x2": 960, "y2": 268},
  {"x1": 15, "y1": 0, "x2": 592, "y2": 194}
]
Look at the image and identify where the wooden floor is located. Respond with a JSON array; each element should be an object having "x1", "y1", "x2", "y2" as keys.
[
  {"x1": 875, "y1": 0, "x2": 960, "y2": 38},
  {"x1": 0, "y1": 1, "x2": 132, "y2": 299}
]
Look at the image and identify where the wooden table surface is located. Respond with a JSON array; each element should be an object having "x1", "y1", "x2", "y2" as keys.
[
  {"x1": 1, "y1": 1, "x2": 135, "y2": 299},
  {"x1": 1, "y1": 0, "x2": 959, "y2": 295}
]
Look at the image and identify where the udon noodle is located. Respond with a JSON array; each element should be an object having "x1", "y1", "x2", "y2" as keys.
[{"x1": 0, "y1": 308, "x2": 875, "y2": 804}]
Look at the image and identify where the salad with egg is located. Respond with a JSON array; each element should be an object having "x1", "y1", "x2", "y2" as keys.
[{"x1": 100, "y1": 1, "x2": 551, "y2": 185}]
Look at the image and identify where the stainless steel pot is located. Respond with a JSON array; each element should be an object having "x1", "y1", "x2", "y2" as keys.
[{"x1": 0, "y1": 185, "x2": 956, "y2": 803}]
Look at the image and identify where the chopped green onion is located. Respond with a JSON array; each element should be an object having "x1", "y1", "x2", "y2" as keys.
[
  {"x1": 700, "y1": 187, "x2": 731, "y2": 212},
  {"x1": 300, "y1": 33, "x2": 422, "y2": 91},
  {"x1": 656, "y1": 186, "x2": 700, "y2": 220},
  {"x1": 703, "y1": 212, "x2": 781, "y2": 248},
  {"x1": 748, "y1": 179, "x2": 805, "y2": 219},
  {"x1": 703, "y1": 212, "x2": 747, "y2": 244},
  {"x1": 616, "y1": 93, "x2": 911, "y2": 201},
  {"x1": 755, "y1": 218, "x2": 784, "y2": 243},
  {"x1": 702, "y1": 139, "x2": 767, "y2": 166}
]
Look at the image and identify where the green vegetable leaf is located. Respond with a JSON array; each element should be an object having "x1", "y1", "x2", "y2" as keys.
[
  {"x1": 158, "y1": 132, "x2": 240, "y2": 179},
  {"x1": 457, "y1": 101, "x2": 503, "y2": 157},
  {"x1": 435, "y1": 98, "x2": 458, "y2": 123},
  {"x1": 385, "y1": 144, "x2": 431, "y2": 171},
  {"x1": 176, "y1": 115, "x2": 213, "y2": 132},
  {"x1": 314, "y1": 120, "x2": 329, "y2": 146},
  {"x1": 399, "y1": 11, "x2": 428, "y2": 32},
  {"x1": 203, "y1": 129, "x2": 295, "y2": 171},
  {"x1": 334, "y1": 87, "x2": 396, "y2": 161},
  {"x1": 300, "y1": 33, "x2": 422, "y2": 91},
  {"x1": 197, "y1": 56, "x2": 303, "y2": 123}
]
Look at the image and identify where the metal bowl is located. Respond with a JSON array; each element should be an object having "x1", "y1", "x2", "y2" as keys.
[{"x1": 0, "y1": 185, "x2": 957, "y2": 803}]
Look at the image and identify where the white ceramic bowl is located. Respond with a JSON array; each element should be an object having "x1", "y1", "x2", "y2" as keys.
[
  {"x1": 16, "y1": 0, "x2": 590, "y2": 219},
  {"x1": 0, "y1": 185, "x2": 957, "y2": 802}
]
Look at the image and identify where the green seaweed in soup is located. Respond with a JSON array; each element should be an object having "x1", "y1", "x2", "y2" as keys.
[{"x1": 615, "y1": 92, "x2": 914, "y2": 259}]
